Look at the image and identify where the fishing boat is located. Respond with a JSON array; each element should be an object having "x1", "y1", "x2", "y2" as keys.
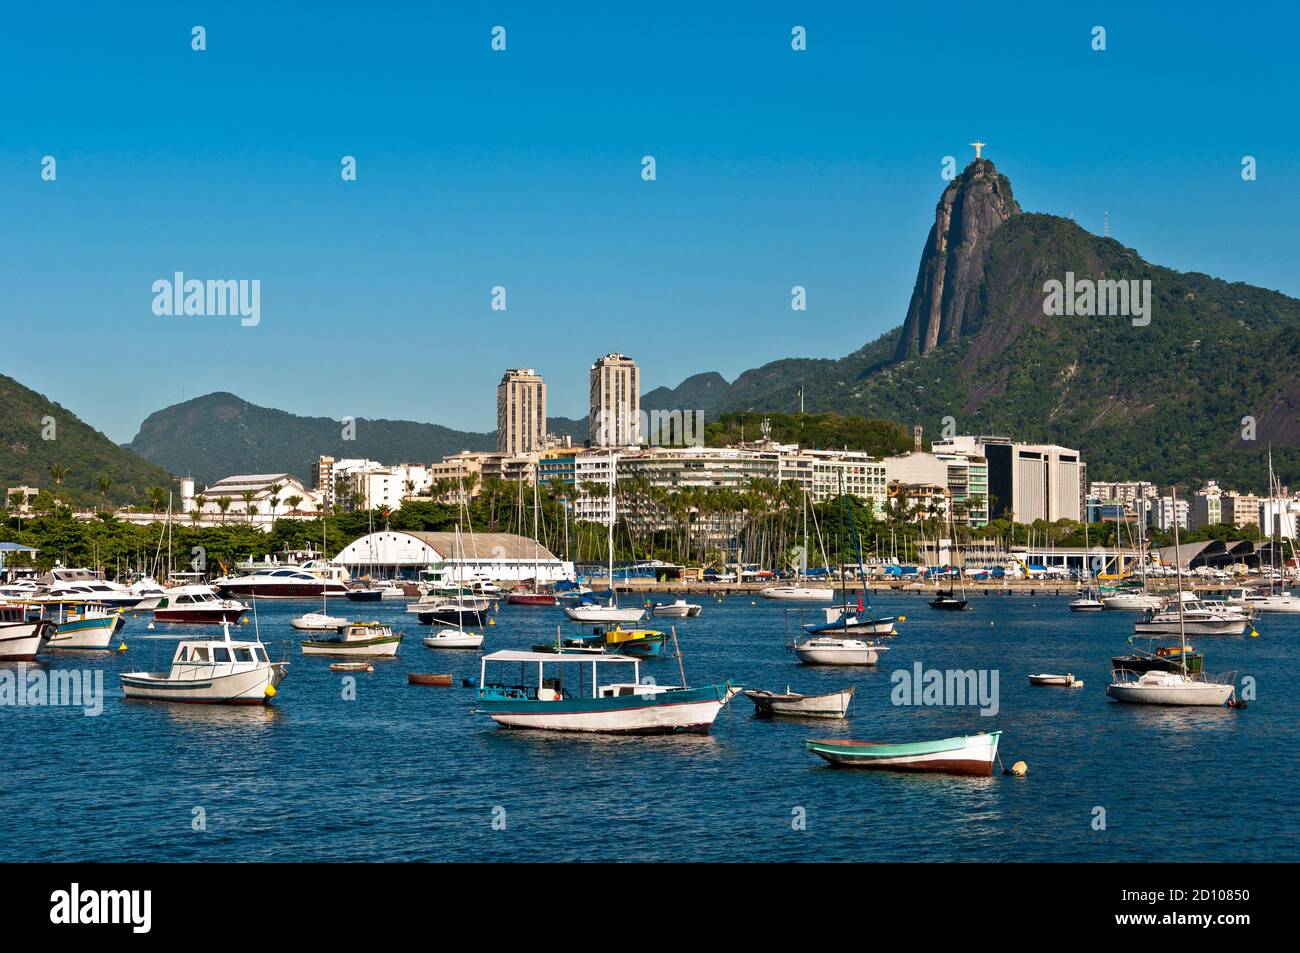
[
  {"x1": 793, "y1": 636, "x2": 889, "y2": 666},
  {"x1": 805, "y1": 731, "x2": 1002, "y2": 777},
  {"x1": 1107, "y1": 486, "x2": 1237, "y2": 707},
  {"x1": 650, "y1": 598, "x2": 702, "y2": 618},
  {"x1": 473, "y1": 649, "x2": 738, "y2": 735},
  {"x1": 0, "y1": 603, "x2": 54, "y2": 660},
  {"x1": 1027, "y1": 673, "x2": 1084, "y2": 687},
  {"x1": 120, "y1": 622, "x2": 288, "y2": 704},
  {"x1": 744, "y1": 686, "x2": 854, "y2": 718},
  {"x1": 301, "y1": 621, "x2": 403, "y2": 658},
  {"x1": 45, "y1": 604, "x2": 123, "y2": 650},
  {"x1": 152, "y1": 585, "x2": 247, "y2": 624}
]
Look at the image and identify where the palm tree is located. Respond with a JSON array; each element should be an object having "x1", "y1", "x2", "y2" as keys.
[
  {"x1": 240, "y1": 490, "x2": 256, "y2": 524},
  {"x1": 267, "y1": 482, "x2": 284, "y2": 523},
  {"x1": 217, "y1": 496, "x2": 233, "y2": 523},
  {"x1": 49, "y1": 463, "x2": 69, "y2": 504},
  {"x1": 7, "y1": 490, "x2": 25, "y2": 530},
  {"x1": 97, "y1": 475, "x2": 112, "y2": 513},
  {"x1": 285, "y1": 494, "x2": 303, "y2": 515},
  {"x1": 147, "y1": 486, "x2": 168, "y2": 516}
]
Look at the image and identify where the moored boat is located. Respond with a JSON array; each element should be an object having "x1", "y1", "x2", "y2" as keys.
[
  {"x1": 0, "y1": 604, "x2": 54, "y2": 660},
  {"x1": 473, "y1": 649, "x2": 738, "y2": 735},
  {"x1": 120, "y1": 623, "x2": 287, "y2": 704},
  {"x1": 650, "y1": 598, "x2": 702, "y2": 618},
  {"x1": 153, "y1": 585, "x2": 247, "y2": 624},
  {"x1": 301, "y1": 621, "x2": 403, "y2": 658},
  {"x1": 806, "y1": 731, "x2": 1002, "y2": 777},
  {"x1": 745, "y1": 686, "x2": 854, "y2": 718},
  {"x1": 1027, "y1": 673, "x2": 1083, "y2": 687},
  {"x1": 760, "y1": 585, "x2": 833, "y2": 602},
  {"x1": 46, "y1": 604, "x2": 123, "y2": 650},
  {"x1": 792, "y1": 636, "x2": 888, "y2": 666},
  {"x1": 422, "y1": 627, "x2": 485, "y2": 649},
  {"x1": 1106, "y1": 670, "x2": 1235, "y2": 706}
]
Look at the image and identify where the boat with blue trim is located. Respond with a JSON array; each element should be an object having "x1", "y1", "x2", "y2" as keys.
[{"x1": 474, "y1": 649, "x2": 738, "y2": 734}]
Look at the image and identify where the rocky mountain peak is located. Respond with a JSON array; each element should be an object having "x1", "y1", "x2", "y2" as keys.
[{"x1": 893, "y1": 158, "x2": 1021, "y2": 360}]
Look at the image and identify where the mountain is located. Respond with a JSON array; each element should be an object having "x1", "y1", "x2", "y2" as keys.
[
  {"x1": 649, "y1": 159, "x2": 1300, "y2": 491},
  {"x1": 0, "y1": 374, "x2": 173, "y2": 505},
  {"x1": 125, "y1": 393, "x2": 497, "y2": 485}
]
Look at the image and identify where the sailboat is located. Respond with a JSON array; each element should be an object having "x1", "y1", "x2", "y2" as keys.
[
  {"x1": 1069, "y1": 519, "x2": 1104, "y2": 611},
  {"x1": 761, "y1": 485, "x2": 833, "y2": 601},
  {"x1": 564, "y1": 451, "x2": 645, "y2": 623},
  {"x1": 1107, "y1": 487, "x2": 1236, "y2": 707},
  {"x1": 423, "y1": 524, "x2": 486, "y2": 649},
  {"x1": 292, "y1": 516, "x2": 349, "y2": 630},
  {"x1": 791, "y1": 472, "x2": 891, "y2": 666},
  {"x1": 928, "y1": 506, "x2": 969, "y2": 611},
  {"x1": 1103, "y1": 502, "x2": 1163, "y2": 609},
  {"x1": 507, "y1": 479, "x2": 557, "y2": 606},
  {"x1": 1247, "y1": 449, "x2": 1300, "y2": 612}
]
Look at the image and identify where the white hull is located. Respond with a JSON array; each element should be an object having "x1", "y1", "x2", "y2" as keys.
[
  {"x1": 793, "y1": 640, "x2": 887, "y2": 666},
  {"x1": 488, "y1": 695, "x2": 731, "y2": 733},
  {"x1": 290, "y1": 613, "x2": 350, "y2": 631},
  {"x1": 1134, "y1": 617, "x2": 1248, "y2": 636},
  {"x1": 1107, "y1": 673, "x2": 1234, "y2": 707},
  {"x1": 0, "y1": 620, "x2": 51, "y2": 660},
  {"x1": 1247, "y1": 594, "x2": 1300, "y2": 613},
  {"x1": 300, "y1": 640, "x2": 400, "y2": 658},
  {"x1": 746, "y1": 688, "x2": 853, "y2": 718},
  {"x1": 423, "y1": 630, "x2": 485, "y2": 649},
  {"x1": 1103, "y1": 593, "x2": 1165, "y2": 610},
  {"x1": 47, "y1": 620, "x2": 118, "y2": 650},
  {"x1": 761, "y1": 586, "x2": 833, "y2": 601},
  {"x1": 651, "y1": 602, "x2": 702, "y2": 618},
  {"x1": 121, "y1": 661, "x2": 287, "y2": 704},
  {"x1": 563, "y1": 605, "x2": 646, "y2": 623}
]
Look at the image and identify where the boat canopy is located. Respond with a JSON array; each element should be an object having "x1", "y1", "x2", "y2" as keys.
[{"x1": 482, "y1": 649, "x2": 638, "y2": 665}]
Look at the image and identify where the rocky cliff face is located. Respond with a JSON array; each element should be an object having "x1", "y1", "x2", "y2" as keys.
[{"x1": 893, "y1": 159, "x2": 1021, "y2": 361}]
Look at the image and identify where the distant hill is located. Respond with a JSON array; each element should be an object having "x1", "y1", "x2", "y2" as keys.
[
  {"x1": 639, "y1": 160, "x2": 1300, "y2": 492},
  {"x1": 0, "y1": 373, "x2": 173, "y2": 505},
  {"x1": 125, "y1": 393, "x2": 497, "y2": 485}
]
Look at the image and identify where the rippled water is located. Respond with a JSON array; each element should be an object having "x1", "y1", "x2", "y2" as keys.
[{"x1": 2, "y1": 591, "x2": 1294, "y2": 862}]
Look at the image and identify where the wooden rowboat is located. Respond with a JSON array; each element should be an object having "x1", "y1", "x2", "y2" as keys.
[
  {"x1": 408, "y1": 672, "x2": 453, "y2": 686},
  {"x1": 805, "y1": 731, "x2": 1001, "y2": 777},
  {"x1": 744, "y1": 686, "x2": 854, "y2": 718},
  {"x1": 331, "y1": 662, "x2": 374, "y2": 673},
  {"x1": 1027, "y1": 673, "x2": 1083, "y2": 687}
]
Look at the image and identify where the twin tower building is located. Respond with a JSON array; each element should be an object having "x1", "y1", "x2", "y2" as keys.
[{"x1": 496, "y1": 353, "x2": 640, "y2": 455}]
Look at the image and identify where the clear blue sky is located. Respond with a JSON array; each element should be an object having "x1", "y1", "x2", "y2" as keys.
[{"x1": 2, "y1": 1, "x2": 1297, "y2": 443}]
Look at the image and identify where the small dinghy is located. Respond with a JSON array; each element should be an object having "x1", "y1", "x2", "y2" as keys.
[
  {"x1": 408, "y1": 672, "x2": 453, "y2": 686},
  {"x1": 806, "y1": 731, "x2": 1002, "y2": 777},
  {"x1": 1027, "y1": 673, "x2": 1084, "y2": 687},
  {"x1": 744, "y1": 686, "x2": 854, "y2": 718},
  {"x1": 331, "y1": 662, "x2": 374, "y2": 673}
]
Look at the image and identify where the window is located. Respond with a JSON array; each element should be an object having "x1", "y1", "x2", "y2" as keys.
[
  {"x1": 255, "y1": 647, "x2": 268, "y2": 662},
  {"x1": 234, "y1": 647, "x2": 253, "y2": 662},
  {"x1": 176, "y1": 647, "x2": 189, "y2": 661},
  {"x1": 191, "y1": 646, "x2": 210, "y2": 662},
  {"x1": 213, "y1": 647, "x2": 231, "y2": 662}
]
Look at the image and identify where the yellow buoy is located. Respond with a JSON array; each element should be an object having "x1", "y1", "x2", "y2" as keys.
[
  {"x1": 241, "y1": 616, "x2": 250, "y2": 624},
  {"x1": 898, "y1": 615, "x2": 906, "y2": 622},
  {"x1": 488, "y1": 617, "x2": 496, "y2": 626},
  {"x1": 116, "y1": 642, "x2": 128, "y2": 652},
  {"x1": 264, "y1": 682, "x2": 277, "y2": 697},
  {"x1": 1250, "y1": 629, "x2": 1259, "y2": 638},
  {"x1": 1010, "y1": 760, "x2": 1028, "y2": 777}
]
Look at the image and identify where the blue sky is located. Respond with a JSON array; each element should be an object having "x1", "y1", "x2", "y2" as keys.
[{"x1": 2, "y1": 2, "x2": 1297, "y2": 443}]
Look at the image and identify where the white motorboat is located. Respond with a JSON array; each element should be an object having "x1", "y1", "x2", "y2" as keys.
[
  {"x1": 406, "y1": 594, "x2": 491, "y2": 626},
  {"x1": 301, "y1": 621, "x2": 402, "y2": 658},
  {"x1": 152, "y1": 585, "x2": 247, "y2": 624},
  {"x1": 651, "y1": 598, "x2": 702, "y2": 618},
  {"x1": 1106, "y1": 670, "x2": 1234, "y2": 706},
  {"x1": 422, "y1": 628, "x2": 485, "y2": 649},
  {"x1": 1242, "y1": 589, "x2": 1300, "y2": 613},
  {"x1": 1134, "y1": 598, "x2": 1249, "y2": 636},
  {"x1": 0, "y1": 604, "x2": 54, "y2": 660},
  {"x1": 1102, "y1": 591, "x2": 1164, "y2": 610},
  {"x1": 120, "y1": 623, "x2": 288, "y2": 704},
  {"x1": 1069, "y1": 594, "x2": 1104, "y2": 612},
  {"x1": 126, "y1": 576, "x2": 168, "y2": 611},
  {"x1": 563, "y1": 601, "x2": 646, "y2": 623},
  {"x1": 760, "y1": 585, "x2": 833, "y2": 602},
  {"x1": 792, "y1": 636, "x2": 889, "y2": 666},
  {"x1": 1027, "y1": 673, "x2": 1084, "y2": 687},
  {"x1": 744, "y1": 686, "x2": 854, "y2": 718},
  {"x1": 34, "y1": 567, "x2": 143, "y2": 609},
  {"x1": 215, "y1": 566, "x2": 348, "y2": 600},
  {"x1": 46, "y1": 604, "x2": 122, "y2": 650}
]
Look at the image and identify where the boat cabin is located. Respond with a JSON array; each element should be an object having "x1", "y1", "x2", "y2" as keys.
[{"x1": 479, "y1": 649, "x2": 672, "y2": 702}]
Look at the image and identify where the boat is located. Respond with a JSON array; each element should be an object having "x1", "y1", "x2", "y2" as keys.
[
  {"x1": 1069, "y1": 595, "x2": 1104, "y2": 611},
  {"x1": 1245, "y1": 450, "x2": 1300, "y2": 613},
  {"x1": 1134, "y1": 598, "x2": 1249, "y2": 636},
  {"x1": 506, "y1": 486, "x2": 558, "y2": 605},
  {"x1": 506, "y1": 587, "x2": 557, "y2": 606},
  {"x1": 45, "y1": 604, "x2": 123, "y2": 650},
  {"x1": 422, "y1": 627, "x2": 485, "y2": 649},
  {"x1": 1111, "y1": 642, "x2": 1204, "y2": 674},
  {"x1": 345, "y1": 587, "x2": 384, "y2": 602},
  {"x1": 598, "y1": 626, "x2": 668, "y2": 658},
  {"x1": 793, "y1": 636, "x2": 889, "y2": 666},
  {"x1": 290, "y1": 611, "x2": 351, "y2": 631},
  {"x1": 408, "y1": 672, "x2": 453, "y2": 685},
  {"x1": 650, "y1": 598, "x2": 702, "y2": 618},
  {"x1": 152, "y1": 585, "x2": 247, "y2": 624},
  {"x1": 806, "y1": 731, "x2": 1002, "y2": 777},
  {"x1": 473, "y1": 649, "x2": 739, "y2": 735},
  {"x1": 126, "y1": 576, "x2": 168, "y2": 611},
  {"x1": 760, "y1": 585, "x2": 833, "y2": 602},
  {"x1": 332, "y1": 662, "x2": 374, "y2": 673},
  {"x1": 406, "y1": 594, "x2": 491, "y2": 626},
  {"x1": 120, "y1": 622, "x2": 288, "y2": 704},
  {"x1": 215, "y1": 566, "x2": 348, "y2": 600},
  {"x1": 301, "y1": 621, "x2": 403, "y2": 658},
  {"x1": 1027, "y1": 673, "x2": 1084, "y2": 687},
  {"x1": 1102, "y1": 590, "x2": 1165, "y2": 610},
  {"x1": 0, "y1": 603, "x2": 54, "y2": 660},
  {"x1": 563, "y1": 451, "x2": 646, "y2": 623},
  {"x1": 34, "y1": 567, "x2": 143, "y2": 609},
  {"x1": 802, "y1": 602, "x2": 896, "y2": 637},
  {"x1": 929, "y1": 590, "x2": 969, "y2": 611},
  {"x1": 1107, "y1": 486, "x2": 1237, "y2": 708},
  {"x1": 744, "y1": 686, "x2": 854, "y2": 718}
]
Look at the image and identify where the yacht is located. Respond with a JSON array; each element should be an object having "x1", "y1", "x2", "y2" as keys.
[
  {"x1": 406, "y1": 593, "x2": 491, "y2": 626},
  {"x1": 792, "y1": 637, "x2": 889, "y2": 666},
  {"x1": 120, "y1": 622, "x2": 288, "y2": 704},
  {"x1": 35, "y1": 567, "x2": 143, "y2": 609},
  {"x1": 215, "y1": 566, "x2": 348, "y2": 600},
  {"x1": 153, "y1": 585, "x2": 248, "y2": 625},
  {"x1": 1134, "y1": 598, "x2": 1249, "y2": 636},
  {"x1": 1102, "y1": 590, "x2": 1164, "y2": 610}
]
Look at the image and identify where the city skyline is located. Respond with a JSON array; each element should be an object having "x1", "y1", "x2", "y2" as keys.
[{"x1": 4, "y1": 2, "x2": 1299, "y2": 444}]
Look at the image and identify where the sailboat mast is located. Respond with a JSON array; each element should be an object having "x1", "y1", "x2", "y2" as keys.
[
  {"x1": 607, "y1": 450, "x2": 616, "y2": 608},
  {"x1": 1171, "y1": 486, "x2": 1188, "y2": 674}
]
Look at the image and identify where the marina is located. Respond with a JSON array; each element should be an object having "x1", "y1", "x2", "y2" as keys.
[{"x1": 2, "y1": 589, "x2": 1293, "y2": 862}]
